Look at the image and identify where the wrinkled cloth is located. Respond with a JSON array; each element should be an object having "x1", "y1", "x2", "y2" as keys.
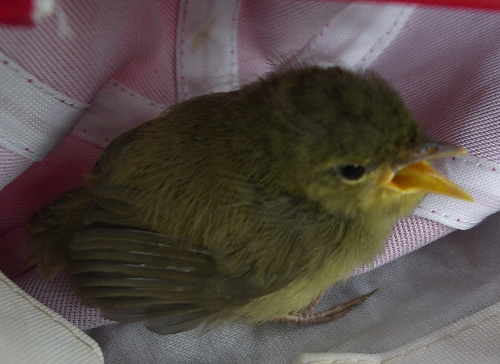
[{"x1": 1, "y1": 1, "x2": 500, "y2": 358}]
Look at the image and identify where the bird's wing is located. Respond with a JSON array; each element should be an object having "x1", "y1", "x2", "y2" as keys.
[{"x1": 68, "y1": 181, "x2": 345, "y2": 334}]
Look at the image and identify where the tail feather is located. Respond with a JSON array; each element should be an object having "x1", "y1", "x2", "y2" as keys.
[{"x1": 26, "y1": 187, "x2": 95, "y2": 278}]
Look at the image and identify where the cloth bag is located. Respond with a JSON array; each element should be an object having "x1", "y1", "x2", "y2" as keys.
[{"x1": 1, "y1": 1, "x2": 500, "y2": 362}]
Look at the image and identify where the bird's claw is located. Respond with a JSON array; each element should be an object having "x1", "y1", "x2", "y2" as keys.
[{"x1": 277, "y1": 288, "x2": 380, "y2": 325}]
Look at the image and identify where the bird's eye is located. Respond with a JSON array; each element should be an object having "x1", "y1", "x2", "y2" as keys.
[{"x1": 338, "y1": 165, "x2": 366, "y2": 180}]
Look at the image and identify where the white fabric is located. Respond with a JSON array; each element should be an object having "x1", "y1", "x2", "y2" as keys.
[
  {"x1": 296, "y1": 3, "x2": 415, "y2": 69},
  {"x1": 33, "y1": 0, "x2": 56, "y2": 22},
  {"x1": 176, "y1": 0, "x2": 242, "y2": 100},
  {"x1": 297, "y1": 302, "x2": 500, "y2": 363},
  {"x1": 415, "y1": 154, "x2": 500, "y2": 230},
  {"x1": 0, "y1": 50, "x2": 89, "y2": 162},
  {"x1": 0, "y1": 146, "x2": 33, "y2": 190},
  {"x1": 72, "y1": 81, "x2": 167, "y2": 149},
  {"x1": 0, "y1": 270, "x2": 103, "y2": 364}
]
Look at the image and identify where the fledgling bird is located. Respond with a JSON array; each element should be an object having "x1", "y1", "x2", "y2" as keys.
[{"x1": 28, "y1": 64, "x2": 472, "y2": 335}]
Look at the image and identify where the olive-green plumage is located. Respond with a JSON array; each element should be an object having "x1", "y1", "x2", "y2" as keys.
[{"x1": 28, "y1": 65, "x2": 462, "y2": 334}]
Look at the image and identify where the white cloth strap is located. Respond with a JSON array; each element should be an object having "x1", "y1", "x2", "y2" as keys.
[
  {"x1": 176, "y1": 0, "x2": 242, "y2": 101},
  {"x1": 0, "y1": 50, "x2": 89, "y2": 162},
  {"x1": 0, "y1": 270, "x2": 103, "y2": 364}
]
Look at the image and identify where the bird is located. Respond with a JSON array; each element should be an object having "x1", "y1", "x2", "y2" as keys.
[{"x1": 27, "y1": 63, "x2": 472, "y2": 335}]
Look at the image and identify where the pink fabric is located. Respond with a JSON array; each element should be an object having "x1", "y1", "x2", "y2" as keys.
[
  {"x1": 0, "y1": 136, "x2": 102, "y2": 278},
  {"x1": 0, "y1": 1, "x2": 176, "y2": 103},
  {"x1": 1, "y1": 1, "x2": 499, "y2": 330}
]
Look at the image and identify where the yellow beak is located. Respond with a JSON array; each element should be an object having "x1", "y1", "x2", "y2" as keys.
[{"x1": 380, "y1": 143, "x2": 473, "y2": 201}]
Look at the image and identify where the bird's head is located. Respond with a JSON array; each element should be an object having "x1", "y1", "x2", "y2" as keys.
[{"x1": 261, "y1": 66, "x2": 472, "y2": 220}]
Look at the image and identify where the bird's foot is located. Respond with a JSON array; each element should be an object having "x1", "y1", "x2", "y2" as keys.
[{"x1": 277, "y1": 288, "x2": 380, "y2": 325}]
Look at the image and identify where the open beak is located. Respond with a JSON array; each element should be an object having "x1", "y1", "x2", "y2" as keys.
[{"x1": 379, "y1": 142, "x2": 473, "y2": 201}]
